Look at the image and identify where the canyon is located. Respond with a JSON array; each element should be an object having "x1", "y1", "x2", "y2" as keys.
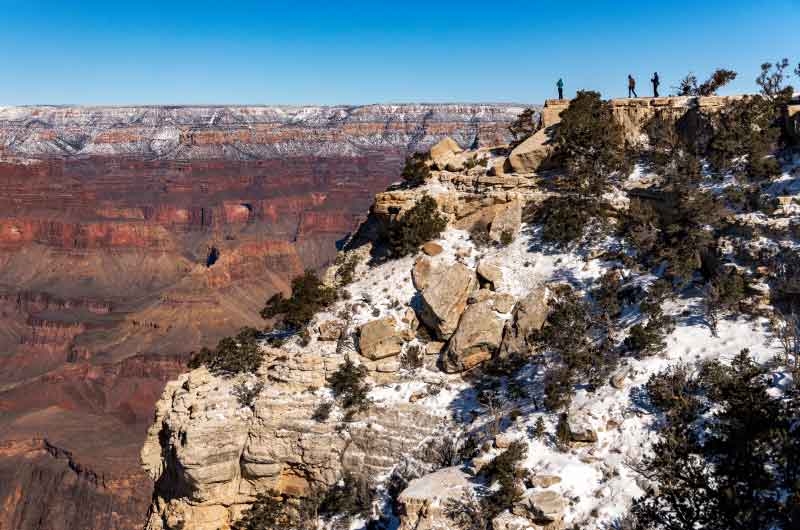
[
  {"x1": 141, "y1": 95, "x2": 800, "y2": 530},
  {"x1": 0, "y1": 104, "x2": 522, "y2": 530}
]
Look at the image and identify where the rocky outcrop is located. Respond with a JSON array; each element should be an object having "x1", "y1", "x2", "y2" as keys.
[
  {"x1": 418, "y1": 262, "x2": 478, "y2": 340},
  {"x1": 396, "y1": 467, "x2": 472, "y2": 530},
  {"x1": 508, "y1": 128, "x2": 554, "y2": 173},
  {"x1": 444, "y1": 298, "x2": 507, "y2": 372},
  {"x1": 500, "y1": 284, "x2": 549, "y2": 359},
  {"x1": 142, "y1": 359, "x2": 449, "y2": 530},
  {"x1": 358, "y1": 317, "x2": 407, "y2": 360}
]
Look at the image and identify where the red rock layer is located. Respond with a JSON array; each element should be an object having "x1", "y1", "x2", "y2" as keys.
[{"x1": 0, "y1": 104, "x2": 519, "y2": 530}]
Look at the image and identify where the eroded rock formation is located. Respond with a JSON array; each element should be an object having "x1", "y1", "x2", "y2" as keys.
[{"x1": 0, "y1": 103, "x2": 522, "y2": 530}]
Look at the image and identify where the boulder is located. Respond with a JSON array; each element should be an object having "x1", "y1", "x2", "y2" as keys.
[
  {"x1": 499, "y1": 284, "x2": 549, "y2": 358},
  {"x1": 397, "y1": 467, "x2": 472, "y2": 530},
  {"x1": 492, "y1": 511, "x2": 536, "y2": 530},
  {"x1": 358, "y1": 318, "x2": 405, "y2": 360},
  {"x1": 489, "y1": 200, "x2": 522, "y2": 242},
  {"x1": 488, "y1": 156, "x2": 509, "y2": 176},
  {"x1": 317, "y1": 319, "x2": 343, "y2": 341},
  {"x1": 430, "y1": 137, "x2": 464, "y2": 170},
  {"x1": 507, "y1": 128, "x2": 553, "y2": 173},
  {"x1": 477, "y1": 260, "x2": 504, "y2": 289},
  {"x1": 444, "y1": 299, "x2": 505, "y2": 372},
  {"x1": 418, "y1": 262, "x2": 478, "y2": 340},
  {"x1": 412, "y1": 256, "x2": 433, "y2": 291},
  {"x1": 512, "y1": 490, "x2": 565, "y2": 524},
  {"x1": 493, "y1": 293, "x2": 516, "y2": 314},
  {"x1": 610, "y1": 367, "x2": 629, "y2": 390},
  {"x1": 530, "y1": 474, "x2": 562, "y2": 488},
  {"x1": 568, "y1": 415, "x2": 598, "y2": 444},
  {"x1": 421, "y1": 241, "x2": 444, "y2": 256}
]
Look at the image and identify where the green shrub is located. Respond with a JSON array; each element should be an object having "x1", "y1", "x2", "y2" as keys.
[
  {"x1": 632, "y1": 349, "x2": 797, "y2": 530},
  {"x1": 335, "y1": 253, "x2": 360, "y2": 286},
  {"x1": 261, "y1": 270, "x2": 337, "y2": 329},
  {"x1": 508, "y1": 107, "x2": 540, "y2": 145},
  {"x1": 318, "y1": 472, "x2": 374, "y2": 520},
  {"x1": 232, "y1": 490, "x2": 319, "y2": 530},
  {"x1": 232, "y1": 379, "x2": 264, "y2": 409},
  {"x1": 533, "y1": 196, "x2": 593, "y2": 246},
  {"x1": 551, "y1": 90, "x2": 629, "y2": 197},
  {"x1": 499, "y1": 229, "x2": 514, "y2": 246},
  {"x1": 555, "y1": 413, "x2": 571, "y2": 451},
  {"x1": 400, "y1": 345, "x2": 423, "y2": 370},
  {"x1": 188, "y1": 327, "x2": 263, "y2": 375},
  {"x1": 531, "y1": 417, "x2": 547, "y2": 440},
  {"x1": 707, "y1": 95, "x2": 782, "y2": 181},
  {"x1": 543, "y1": 366, "x2": 573, "y2": 411},
  {"x1": 644, "y1": 363, "x2": 700, "y2": 417},
  {"x1": 329, "y1": 356, "x2": 371, "y2": 413},
  {"x1": 481, "y1": 441, "x2": 528, "y2": 517},
  {"x1": 469, "y1": 221, "x2": 493, "y2": 249},
  {"x1": 624, "y1": 279, "x2": 675, "y2": 357},
  {"x1": 388, "y1": 195, "x2": 447, "y2": 257},
  {"x1": 401, "y1": 152, "x2": 431, "y2": 186},
  {"x1": 675, "y1": 68, "x2": 737, "y2": 96}
]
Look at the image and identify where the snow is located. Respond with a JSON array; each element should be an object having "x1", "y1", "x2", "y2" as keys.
[{"x1": 297, "y1": 153, "x2": 800, "y2": 528}]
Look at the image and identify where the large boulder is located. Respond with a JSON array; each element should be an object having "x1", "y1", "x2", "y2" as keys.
[
  {"x1": 358, "y1": 317, "x2": 405, "y2": 360},
  {"x1": 489, "y1": 200, "x2": 522, "y2": 242},
  {"x1": 507, "y1": 128, "x2": 553, "y2": 173},
  {"x1": 477, "y1": 259, "x2": 503, "y2": 289},
  {"x1": 444, "y1": 299, "x2": 505, "y2": 372},
  {"x1": 499, "y1": 284, "x2": 549, "y2": 358},
  {"x1": 512, "y1": 490, "x2": 566, "y2": 526},
  {"x1": 430, "y1": 137, "x2": 464, "y2": 170},
  {"x1": 397, "y1": 467, "x2": 472, "y2": 530},
  {"x1": 418, "y1": 262, "x2": 478, "y2": 340}
]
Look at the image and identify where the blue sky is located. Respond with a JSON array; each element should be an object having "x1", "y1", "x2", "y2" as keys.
[{"x1": 1, "y1": 0, "x2": 798, "y2": 105}]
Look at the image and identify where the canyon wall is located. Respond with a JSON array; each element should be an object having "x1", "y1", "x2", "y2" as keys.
[{"x1": 0, "y1": 103, "x2": 523, "y2": 530}]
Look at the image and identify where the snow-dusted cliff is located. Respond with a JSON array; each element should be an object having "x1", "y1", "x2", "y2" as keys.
[
  {"x1": 140, "y1": 97, "x2": 800, "y2": 530},
  {"x1": 0, "y1": 103, "x2": 527, "y2": 160}
]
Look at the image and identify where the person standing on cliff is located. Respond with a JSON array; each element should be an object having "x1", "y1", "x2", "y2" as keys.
[
  {"x1": 628, "y1": 74, "x2": 638, "y2": 98},
  {"x1": 651, "y1": 72, "x2": 660, "y2": 97},
  {"x1": 557, "y1": 78, "x2": 564, "y2": 100}
]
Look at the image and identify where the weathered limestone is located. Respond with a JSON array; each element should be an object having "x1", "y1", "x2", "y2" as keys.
[
  {"x1": 512, "y1": 490, "x2": 566, "y2": 528},
  {"x1": 317, "y1": 319, "x2": 343, "y2": 341},
  {"x1": 477, "y1": 259, "x2": 504, "y2": 289},
  {"x1": 358, "y1": 317, "x2": 405, "y2": 360},
  {"x1": 142, "y1": 359, "x2": 448, "y2": 530},
  {"x1": 444, "y1": 299, "x2": 505, "y2": 372},
  {"x1": 489, "y1": 199, "x2": 522, "y2": 242},
  {"x1": 422, "y1": 241, "x2": 444, "y2": 256},
  {"x1": 397, "y1": 467, "x2": 472, "y2": 530},
  {"x1": 508, "y1": 128, "x2": 553, "y2": 173},
  {"x1": 430, "y1": 137, "x2": 465, "y2": 170},
  {"x1": 499, "y1": 284, "x2": 549, "y2": 358},
  {"x1": 488, "y1": 156, "x2": 509, "y2": 176},
  {"x1": 418, "y1": 262, "x2": 478, "y2": 340}
]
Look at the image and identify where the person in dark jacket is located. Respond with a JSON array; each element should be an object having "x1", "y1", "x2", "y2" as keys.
[
  {"x1": 651, "y1": 72, "x2": 660, "y2": 97},
  {"x1": 557, "y1": 78, "x2": 564, "y2": 100},
  {"x1": 628, "y1": 75, "x2": 638, "y2": 98}
]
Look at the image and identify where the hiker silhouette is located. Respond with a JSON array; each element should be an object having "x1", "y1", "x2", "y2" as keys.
[{"x1": 628, "y1": 75, "x2": 638, "y2": 98}]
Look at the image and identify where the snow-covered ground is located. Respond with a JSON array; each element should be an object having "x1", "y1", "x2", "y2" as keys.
[{"x1": 282, "y1": 154, "x2": 800, "y2": 528}]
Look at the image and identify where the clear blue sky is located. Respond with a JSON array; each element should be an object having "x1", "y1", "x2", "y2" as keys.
[{"x1": 1, "y1": 0, "x2": 798, "y2": 105}]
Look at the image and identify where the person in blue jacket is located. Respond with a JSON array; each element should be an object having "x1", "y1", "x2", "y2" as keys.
[{"x1": 557, "y1": 78, "x2": 564, "y2": 100}]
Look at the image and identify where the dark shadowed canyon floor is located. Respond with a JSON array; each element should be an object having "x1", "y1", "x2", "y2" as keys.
[{"x1": 0, "y1": 104, "x2": 520, "y2": 530}]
